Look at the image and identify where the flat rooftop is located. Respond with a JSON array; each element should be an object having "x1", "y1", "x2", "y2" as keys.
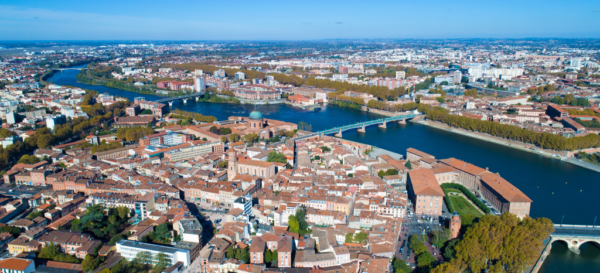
[{"x1": 117, "y1": 240, "x2": 187, "y2": 254}]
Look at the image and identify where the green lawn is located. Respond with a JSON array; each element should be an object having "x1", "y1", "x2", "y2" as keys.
[{"x1": 445, "y1": 189, "x2": 484, "y2": 217}]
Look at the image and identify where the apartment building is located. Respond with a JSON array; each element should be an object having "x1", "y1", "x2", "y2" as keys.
[
  {"x1": 407, "y1": 169, "x2": 444, "y2": 216},
  {"x1": 117, "y1": 240, "x2": 190, "y2": 267},
  {"x1": 164, "y1": 141, "x2": 223, "y2": 162}
]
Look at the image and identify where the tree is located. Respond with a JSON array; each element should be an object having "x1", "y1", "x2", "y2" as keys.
[
  {"x1": 430, "y1": 260, "x2": 464, "y2": 273},
  {"x1": 227, "y1": 246, "x2": 236, "y2": 258},
  {"x1": 377, "y1": 169, "x2": 398, "y2": 178},
  {"x1": 443, "y1": 239, "x2": 459, "y2": 260},
  {"x1": 295, "y1": 206, "x2": 308, "y2": 232},
  {"x1": 550, "y1": 96, "x2": 564, "y2": 105},
  {"x1": 409, "y1": 235, "x2": 428, "y2": 255},
  {"x1": 288, "y1": 215, "x2": 300, "y2": 233},
  {"x1": 229, "y1": 133, "x2": 240, "y2": 143},
  {"x1": 135, "y1": 251, "x2": 153, "y2": 265},
  {"x1": 153, "y1": 252, "x2": 169, "y2": 272},
  {"x1": 151, "y1": 223, "x2": 171, "y2": 243},
  {"x1": 243, "y1": 133, "x2": 259, "y2": 143},
  {"x1": 82, "y1": 254, "x2": 101, "y2": 272},
  {"x1": 564, "y1": 94, "x2": 575, "y2": 104},
  {"x1": 36, "y1": 134, "x2": 54, "y2": 149},
  {"x1": 267, "y1": 152, "x2": 287, "y2": 163},
  {"x1": 18, "y1": 154, "x2": 41, "y2": 164},
  {"x1": 109, "y1": 234, "x2": 125, "y2": 245},
  {"x1": 272, "y1": 250, "x2": 278, "y2": 261},
  {"x1": 405, "y1": 160, "x2": 412, "y2": 170},
  {"x1": 117, "y1": 207, "x2": 130, "y2": 219},
  {"x1": 417, "y1": 251, "x2": 435, "y2": 271},
  {"x1": 464, "y1": 89, "x2": 478, "y2": 97},
  {"x1": 236, "y1": 246, "x2": 250, "y2": 263},
  {"x1": 452, "y1": 213, "x2": 553, "y2": 273},
  {"x1": 265, "y1": 249, "x2": 272, "y2": 263},
  {"x1": 353, "y1": 232, "x2": 369, "y2": 244},
  {"x1": 393, "y1": 258, "x2": 412, "y2": 273}
]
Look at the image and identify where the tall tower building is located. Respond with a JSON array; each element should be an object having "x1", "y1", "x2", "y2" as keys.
[
  {"x1": 227, "y1": 151, "x2": 238, "y2": 180},
  {"x1": 450, "y1": 212, "x2": 461, "y2": 239},
  {"x1": 194, "y1": 77, "x2": 205, "y2": 93}
]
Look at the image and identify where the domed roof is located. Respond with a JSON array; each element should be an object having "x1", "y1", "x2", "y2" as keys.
[{"x1": 249, "y1": 110, "x2": 263, "y2": 120}]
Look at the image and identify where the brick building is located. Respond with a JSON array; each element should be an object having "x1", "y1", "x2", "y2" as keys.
[{"x1": 407, "y1": 168, "x2": 444, "y2": 216}]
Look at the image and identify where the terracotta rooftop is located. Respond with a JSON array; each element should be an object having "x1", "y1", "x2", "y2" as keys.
[
  {"x1": 480, "y1": 172, "x2": 532, "y2": 203},
  {"x1": 0, "y1": 258, "x2": 33, "y2": 271},
  {"x1": 408, "y1": 168, "x2": 444, "y2": 196}
]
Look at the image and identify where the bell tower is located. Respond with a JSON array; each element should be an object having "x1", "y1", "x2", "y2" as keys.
[{"x1": 227, "y1": 151, "x2": 238, "y2": 180}]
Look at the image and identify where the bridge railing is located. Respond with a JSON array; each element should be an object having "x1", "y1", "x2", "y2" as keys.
[
  {"x1": 554, "y1": 224, "x2": 600, "y2": 229},
  {"x1": 313, "y1": 113, "x2": 419, "y2": 134}
]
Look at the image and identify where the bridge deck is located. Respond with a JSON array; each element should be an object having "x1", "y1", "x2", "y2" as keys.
[
  {"x1": 553, "y1": 225, "x2": 600, "y2": 237},
  {"x1": 294, "y1": 113, "x2": 421, "y2": 140},
  {"x1": 315, "y1": 113, "x2": 419, "y2": 135},
  {"x1": 155, "y1": 93, "x2": 204, "y2": 103}
]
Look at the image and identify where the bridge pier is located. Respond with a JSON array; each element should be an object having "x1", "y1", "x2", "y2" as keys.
[
  {"x1": 398, "y1": 118, "x2": 406, "y2": 125},
  {"x1": 357, "y1": 125, "x2": 366, "y2": 133},
  {"x1": 378, "y1": 121, "x2": 387, "y2": 128},
  {"x1": 334, "y1": 129, "x2": 342, "y2": 138}
]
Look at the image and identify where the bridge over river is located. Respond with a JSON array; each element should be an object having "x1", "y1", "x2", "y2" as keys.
[
  {"x1": 53, "y1": 67, "x2": 84, "y2": 71},
  {"x1": 531, "y1": 224, "x2": 600, "y2": 273},
  {"x1": 296, "y1": 112, "x2": 421, "y2": 139},
  {"x1": 154, "y1": 93, "x2": 205, "y2": 106},
  {"x1": 550, "y1": 224, "x2": 600, "y2": 254}
]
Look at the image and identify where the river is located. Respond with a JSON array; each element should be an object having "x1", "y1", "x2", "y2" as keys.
[{"x1": 48, "y1": 66, "x2": 600, "y2": 272}]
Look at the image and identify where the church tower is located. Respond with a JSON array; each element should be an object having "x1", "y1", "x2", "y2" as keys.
[{"x1": 227, "y1": 151, "x2": 238, "y2": 180}]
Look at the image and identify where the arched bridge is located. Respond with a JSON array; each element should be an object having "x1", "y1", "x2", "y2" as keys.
[
  {"x1": 155, "y1": 93, "x2": 205, "y2": 106},
  {"x1": 550, "y1": 224, "x2": 600, "y2": 254},
  {"x1": 295, "y1": 112, "x2": 421, "y2": 139},
  {"x1": 53, "y1": 68, "x2": 84, "y2": 71}
]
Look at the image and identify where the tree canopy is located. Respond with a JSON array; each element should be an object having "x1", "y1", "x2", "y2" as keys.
[
  {"x1": 431, "y1": 213, "x2": 553, "y2": 273},
  {"x1": 267, "y1": 151, "x2": 287, "y2": 163}
]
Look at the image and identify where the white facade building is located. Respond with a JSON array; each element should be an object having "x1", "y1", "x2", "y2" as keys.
[{"x1": 117, "y1": 240, "x2": 191, "y2": 267}]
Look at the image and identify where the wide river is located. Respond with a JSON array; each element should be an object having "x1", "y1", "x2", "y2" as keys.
[{"x1": 49, "y1": 67, "x2": 600, "y2": 272}]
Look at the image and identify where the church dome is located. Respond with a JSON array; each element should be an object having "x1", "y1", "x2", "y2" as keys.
[{"x1": 249, "y1": 110, "x2": 263, "y2": 120}]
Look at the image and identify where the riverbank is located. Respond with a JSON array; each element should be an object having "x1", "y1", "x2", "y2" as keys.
[
  {"x1": 530, "y1": 238, "x2": 553, "y2": 273},
  {"x1": 562, "y1": 157, "x2": 600, "y2": 173},
  {"x1": 415, "y1": 119, "x2": 600, "y2": 174},
  {"x1": 414, "y1": 119, "x2": 568, "y2": 158}
]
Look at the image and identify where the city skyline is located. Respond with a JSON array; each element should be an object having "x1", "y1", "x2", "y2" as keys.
[{"x1": 1, "y1": 0, "x2": 600, "y2": 40}]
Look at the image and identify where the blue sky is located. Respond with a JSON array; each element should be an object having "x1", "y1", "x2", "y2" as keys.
[{"x1": 1, "y1": 0, "x2": 599, "y2": 40}]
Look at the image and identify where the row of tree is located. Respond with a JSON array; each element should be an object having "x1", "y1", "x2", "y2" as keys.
[
  {"x1": 116, "y1": 127, "x2": 155, "y2": 142},
  {"x1": 423, "y1": 106, "x2": 600, "y2": 151},
  {"x1": 409, "y1": 234, "x2": 436, "y2": 272},
  {"x1": 170, "y1": 109, "x2": 217, "y2": 123}
]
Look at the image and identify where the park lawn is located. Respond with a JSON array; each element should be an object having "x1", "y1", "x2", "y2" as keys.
[{"x1": 445, "y1": 189, "x2": 484, "y2": 218}]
